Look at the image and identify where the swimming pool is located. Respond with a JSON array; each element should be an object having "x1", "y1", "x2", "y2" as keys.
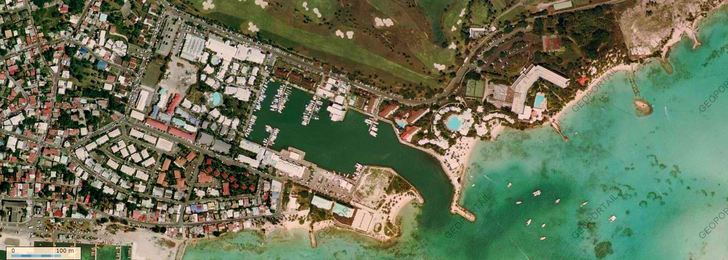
[
  {"x1": 211, "y1": 92, "x2": 223, "y2": 107},
  {"x1": 534, "y1": 93, "x2": 546, "y2": 109},
  {"x1": 445, "y1": 115, "x2": 462, "y2": 132}
]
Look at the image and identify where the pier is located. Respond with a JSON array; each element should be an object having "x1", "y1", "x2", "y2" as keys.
[
  {"x1": 451, "y1": 202, "x2": 476, "y2": 222},
  {"x1": 549, "y1": 118, "x2": 569, "y2": 142},
  {"x1": 309, "y1": 228, "x2": 317, "y2": 248}
]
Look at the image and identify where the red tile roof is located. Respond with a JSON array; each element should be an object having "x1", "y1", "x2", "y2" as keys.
[
  {"x1": 145, "y1": 118, "x2": 169, "y2": 131},
  {"x1": 166, "y1": 93, "x2": 183, "y2": 115},
  {"x1": 176, "y1": 178, "x2": 186, "y2": 190},
  {"x1": 578, "y1": 75, "x2": 589, "y2": 86},
  {"x1": 161, "y1": 159, "x2": 171, "y2": 171},
  {"x1": 400, "y1": 126, "x2": 421, "y2": 142},
  {"x1": 378, "y1": 104, "x2": 399, "y2": 118},
  {"x1": 198, "y1": 171, "x2": 213, "y2": 184},
  {"x1": 168, "y1": 127, "x2": 195, "y2": 142},
  {"x1": 157, "y1": 172, "x2": 167, "y2": 186},
  {"x1": 186, "y1": 152, "x2": 197, "y2": 162},
  {"x1": 406, "y1": 108, "x2": 429, "y2": 124}
]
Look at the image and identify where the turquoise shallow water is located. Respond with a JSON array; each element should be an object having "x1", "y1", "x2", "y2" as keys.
[{"x1": 184, "y1": 9, "x2": 728, "y2": 260}]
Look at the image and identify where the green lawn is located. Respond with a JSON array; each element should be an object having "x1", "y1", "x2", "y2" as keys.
[
  {"x1": 81, "y1": 244, "x2": 94, "y2": 260},
  {"x1": 440, "y1": 0, "x2": 470, "y2": 51},
  {"x1": 190, "y1": 0, "x2": 440, "y2": 87},
  {"x1": 415, "y1": 0, "x2": 455, "y2": 45},
  {"x1": 141, "y1": 58, "x2": 164, "y2": 87},
  {"x1": 469, "y1": 1, "x2": 493, "y2": 26},
  {"x1": 369, "y1": 0, "x2": 457, "y2": 71},
  {"x1": 492, "y1": 0, "x2": 510, "y2": 10},
  {"x1": 498, "y1": 5, "x2": 526, "y2": 23},
  {"x1": 291, "y1": 0, "x2": 336, "y2": 23},
  {"x1": 120, "y1": 246, "x2": 132, "y2": 260},
  {"x1": 96, "y1": 245, "x2": 118, "y2": 260},
  {"x1": 32, "y1": 6, "x2": 63, "y2": 35}
]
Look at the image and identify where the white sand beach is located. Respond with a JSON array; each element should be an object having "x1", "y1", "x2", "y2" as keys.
[
  {"x1": 101, "y1": 229, "x2": 183, "y2": 260},
  {"x1": 552, "y1": 63, "x2": 636, "y2": 122}
]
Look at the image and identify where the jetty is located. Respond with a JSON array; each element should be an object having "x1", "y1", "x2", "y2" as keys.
[
  {"x1": 549, "y1": 118, "x2": 569, "y2": 142},
  {"x1": 628, "y1": 70, "x2": 653, "y2": 116},
  {"x1": 451, "y1": 203, "x2": 476, "y2": 222},
  {"x1": 309, "y1": 228, "x2": 317, "y2": 248}
]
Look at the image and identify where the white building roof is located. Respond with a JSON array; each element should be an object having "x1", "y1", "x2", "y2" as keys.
[
  {"x1": 236, "y1": 155, "x2": 260, "y2": 168},
  {"x1": 129, "y1": 128, "x2": 145, "y2": 138},
  {"x1": 272, "y1": 155, "x2": 306, "y2": 178},
  {"x1": 155, "y1": 138, "x2": 174, "y2": 152},
  {"x1": 206, "y1": 38, "x2": 236, "y2": 61},
  {"x1": 130, "y1": 110, "x2": 145, "y2": 121},
  {"x1": 311, "y1": 195, "x2": 334, "y2": 210},
  {"x1": 239, "y1": 139, "x2": 262, "y2": 153},
  {"x1": 511, "y1": 65, "x2": 569, "y2": 115},
  {"x1": 135, "y1": 89, "x2": 150, "y2": 111},
  {"x1": 108, "y1": 128, "x2": 121, "y2": 138},
  {"x1": 235, "y1": 45, "x2": 266, "y2": 64},
  {"x1": 181, "y1": 33, "x2": 206, "y2": 62}
]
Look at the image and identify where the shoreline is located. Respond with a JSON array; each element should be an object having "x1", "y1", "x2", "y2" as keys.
[
  {"x1": 659, "y1": 2, "x2": 728, "y2": 60},
  {"x1": 660, "y1": 23, "x2": 701, "y2": 60},
  {"x1": 178, "y1": 4, "x2": 727, "y2": 256},
  {"x1": 385, "y1": 120, "x2": 477, "y2": 222},
  {"x1": 257, "y1": 165, "x2": 424, "y2": 245},
  {"x1": 553, "y1": 2, "x2": 728, "y2": 124},
  {"x1": 551, "y1": 63, "x2": 637, "y2": 123},
  {"x1": 99, "y1": 228, "x2": 184, "y2": 260}
]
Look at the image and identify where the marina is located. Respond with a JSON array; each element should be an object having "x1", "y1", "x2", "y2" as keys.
[
  {"x1": 270, "y1": 84, "x2": 292, "y2": 113},
  {"x1": 364, "y1": 117, "x2": 379, "y2": 137},
  {"x1": 301, "y1": 96, "x2": 323, "y2": 126},
  {"x1": 262, "y1": 125, "x2": 279, "y2": 147},
  {"x1": 243, "y1": 81, "x2": 269, "y2": 137},
  {"x1": 177, "y1": 4, "x2": 728, "y2": 260}
]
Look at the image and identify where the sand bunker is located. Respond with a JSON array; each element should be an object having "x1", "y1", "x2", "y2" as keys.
[
  {"x1": 434, "y1": 63, "x2": 446, "y2": 71},
  {"x1": 374, "y1": 17, "x2": 395, "y2": 28},
  {"x1": 313, "y1": 8, "x2": 321, "y2": 18},
  {"x1": 302, "y1": 2, "x2": 322, "y2": 18},
  {"x1": 254, "y1": 0, "x2": 268, "y2": 9},
  {"x1": 335, "y1": 30, "x2": 354, "y2": 39},
  {"x1": 451, "y1": 19, "x2": 463, "y2": 31},
  {"x1": 248, "y1": 22, "x2": 259, "y2": 33},
  {"x1": 202, "y1": 0, "x2": 215, "y2": 10}
]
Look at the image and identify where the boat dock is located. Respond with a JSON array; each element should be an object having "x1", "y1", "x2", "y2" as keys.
[
  {"x1": 301, "y1": 96, "x2": 323, "y2": 125},
  {"x1": 364, "y1": 117, "x2": 379, "y2": 137},
  {"x1": 270, "y1": 84, "x2": 292, "y2": 113},
  {"x1": 263, "y1": 125, "x2": 279, "y2": 146}
]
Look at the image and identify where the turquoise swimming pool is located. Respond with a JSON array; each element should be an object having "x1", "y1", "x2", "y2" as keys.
[
  {"x1": 211, "y1": 92, "x2": 223, "y2": 106},
  {"x1": 445, "y1": 115, "x2": 462, "y2": 132},
  {"x1": 534, "y1": 93, "x2": 546, "y2": 109}
]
